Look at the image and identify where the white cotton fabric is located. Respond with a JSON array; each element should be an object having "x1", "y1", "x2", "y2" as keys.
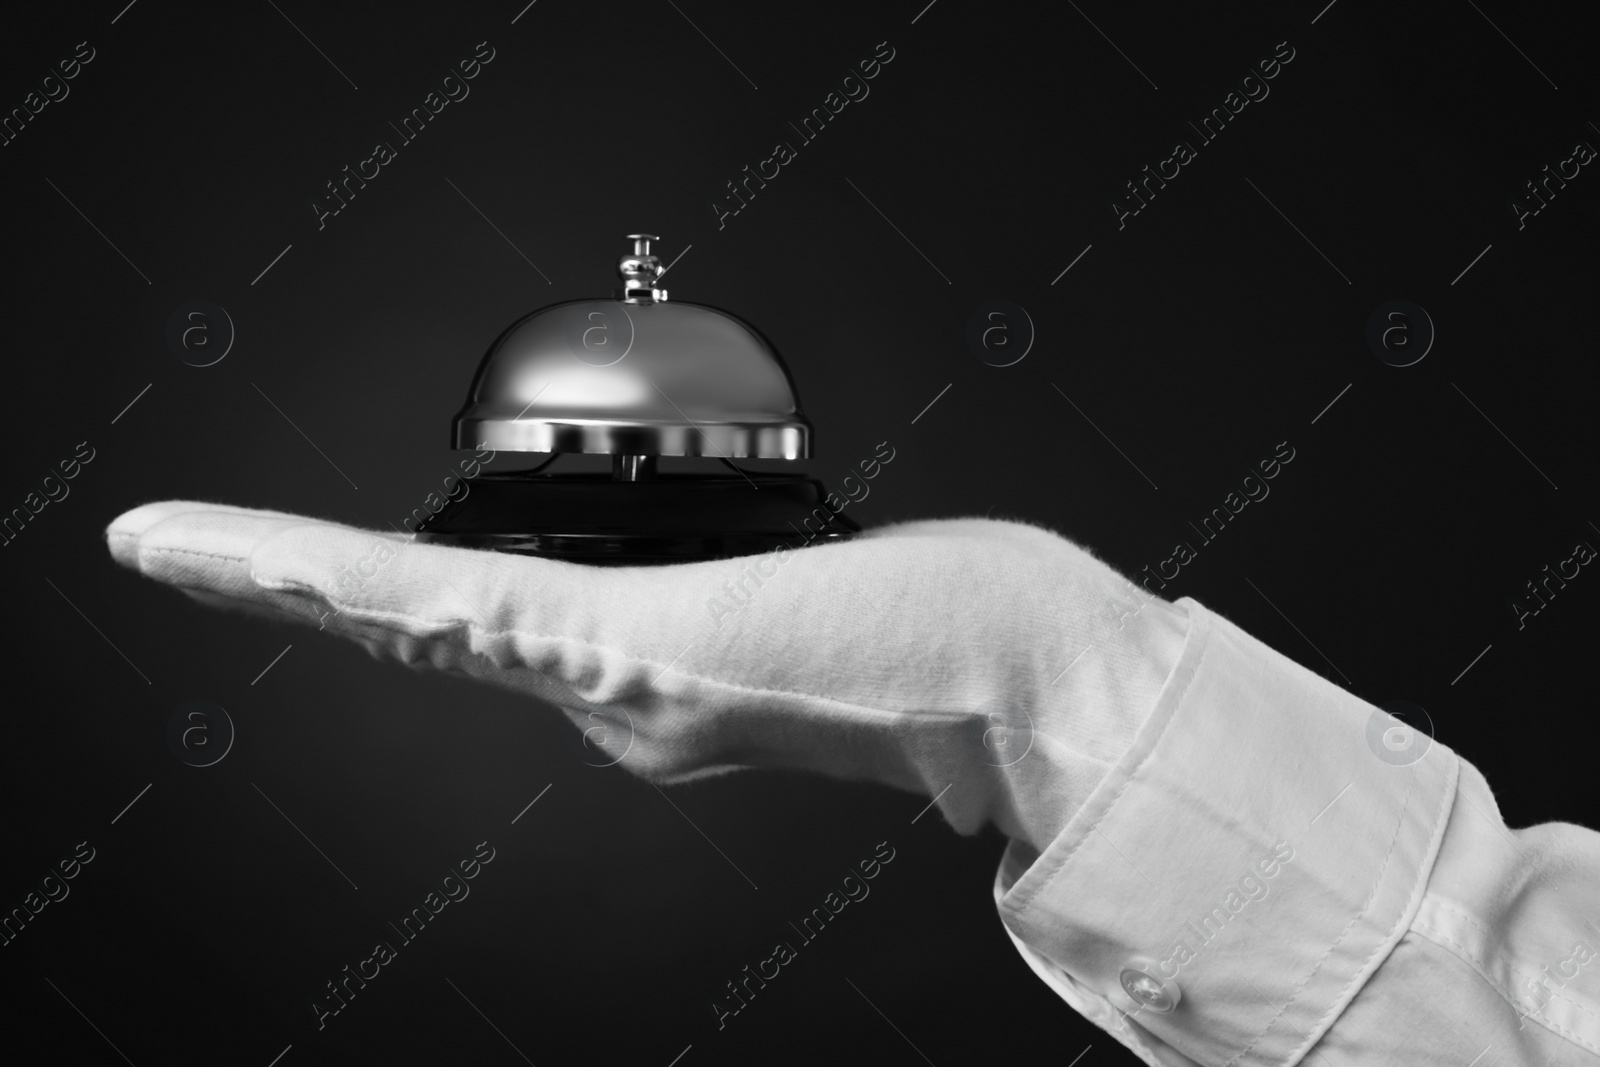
[
  {"x1": 107, "y1": 502, "x2": 1600, "y2": 1064},
  {"x1": 105, "y1": 501, "x2": 1186, "y2": 851},
  {"x1": 996, "y1": 602, "x2": 1600, "y2": 1066}
]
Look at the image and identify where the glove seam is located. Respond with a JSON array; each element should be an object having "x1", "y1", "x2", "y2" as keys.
[{"x1": 144, "y1": 546, "x2": 249, "y2": 564}]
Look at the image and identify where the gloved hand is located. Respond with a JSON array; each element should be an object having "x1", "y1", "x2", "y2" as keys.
[{"x1": 106, "y1": 501, "x2": 1190, "y2": 851}]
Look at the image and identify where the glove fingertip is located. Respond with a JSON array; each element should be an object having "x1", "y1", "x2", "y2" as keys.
[
  {"x1": 105, "y1": 501, "x2": 207, "y2": 569},
  {"x1": 106, "y1": 501, "x2": 324, "y2": 569}
]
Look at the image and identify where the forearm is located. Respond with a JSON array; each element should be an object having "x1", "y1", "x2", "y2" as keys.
[{"x1": 994, "y1": 599, "x2": 1600, "y2": 1066}]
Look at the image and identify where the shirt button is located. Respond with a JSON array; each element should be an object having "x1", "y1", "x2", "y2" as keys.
[{"x1": 1117, "y1": 957, "x2": 1181, "y2": 1014}]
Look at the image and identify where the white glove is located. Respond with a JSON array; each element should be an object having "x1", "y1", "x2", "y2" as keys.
[{"x1": 106, "y1": 501, "x2": 1190, "y2": 851}]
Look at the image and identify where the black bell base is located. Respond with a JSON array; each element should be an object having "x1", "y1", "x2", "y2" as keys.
[{"x1": 414, "y1": 471, "x2": 859, "y2": 565}]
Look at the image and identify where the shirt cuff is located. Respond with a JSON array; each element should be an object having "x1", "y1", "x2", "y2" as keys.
[{"x1": 994, "y1": 598, "x2": 1460, "y2": 1067}]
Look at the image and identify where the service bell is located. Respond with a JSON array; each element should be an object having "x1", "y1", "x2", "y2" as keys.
[{"x1": 416, "y1": 235, "x2": 859, "y2": 563}]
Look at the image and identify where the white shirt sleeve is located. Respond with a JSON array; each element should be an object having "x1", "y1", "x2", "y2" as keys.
[{"x1": 995, "y1": 598, "x2": 1600, "y2": 1066}]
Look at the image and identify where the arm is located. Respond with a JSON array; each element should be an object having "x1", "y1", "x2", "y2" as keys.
[
  {"x1": 107, "y1": 501, "x2": 1600, "y2": 1065},
  {"x1": 998, "y1": 601, "x2": 1600, "y2": 1066}
]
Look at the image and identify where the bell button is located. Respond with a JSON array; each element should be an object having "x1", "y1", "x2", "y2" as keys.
[{"x1": 1116, "y1": 956, "x2": 1181, "y2": 1015}]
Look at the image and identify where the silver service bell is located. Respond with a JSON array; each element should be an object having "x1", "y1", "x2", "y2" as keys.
[{"x1": 415, "y1": 235, "x2": 859, "y2": 563}]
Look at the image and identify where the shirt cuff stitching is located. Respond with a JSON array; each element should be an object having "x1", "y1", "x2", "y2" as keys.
[
  {"x1": 1225, "y1": 770, "x2": 1421, "y2": 1064},
  {"x1": 1249, "y1": 753, "x2": 1457, "y2": 1067},
  {"x1": 1426, "y1": 896, "x2": 1580, "y2": 1005},
  {"x1": 1410, "y1": 920, "x2": 1600, "y2": 1056},
  {"x1": 1429, "y1": 895, "x2": 1499, "y2": 941},
  {"x1": 1418, "y1": 899, "x2": 1600, "y2": 1042}
]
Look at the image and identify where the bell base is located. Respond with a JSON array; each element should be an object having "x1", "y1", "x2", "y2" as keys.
[{"x1": 414, "y1": 470, "x2": 859, "y2": 565}]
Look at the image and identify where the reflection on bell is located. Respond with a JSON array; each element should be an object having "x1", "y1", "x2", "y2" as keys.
[{"x1": 415, "y1": 235, "x2": 860, "y2": 564}]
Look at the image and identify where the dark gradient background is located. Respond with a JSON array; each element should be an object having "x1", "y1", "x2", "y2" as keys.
[{"x1": 1, "y1": 1, "x2": 1595, "y2": 1063}]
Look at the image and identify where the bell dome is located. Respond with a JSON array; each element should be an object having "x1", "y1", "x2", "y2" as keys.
[{"x1": 451, "y1": 236, "x2": 811, "y2": 460}]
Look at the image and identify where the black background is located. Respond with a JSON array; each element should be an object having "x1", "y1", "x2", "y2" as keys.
[{"x1": 1, "y1": 1, "x2": 1595, "y2": 1063}]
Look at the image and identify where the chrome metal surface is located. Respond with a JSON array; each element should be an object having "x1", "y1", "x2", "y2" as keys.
[
  {"x1": 612, "y1": 454, "x2": 656, "y2": 481},
  {"x1": 616, "y1": 233, "x2": 668, "y2": 303},
  {"x1": 453, "y1": 236, "x2": 812, "y2": 458}
]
